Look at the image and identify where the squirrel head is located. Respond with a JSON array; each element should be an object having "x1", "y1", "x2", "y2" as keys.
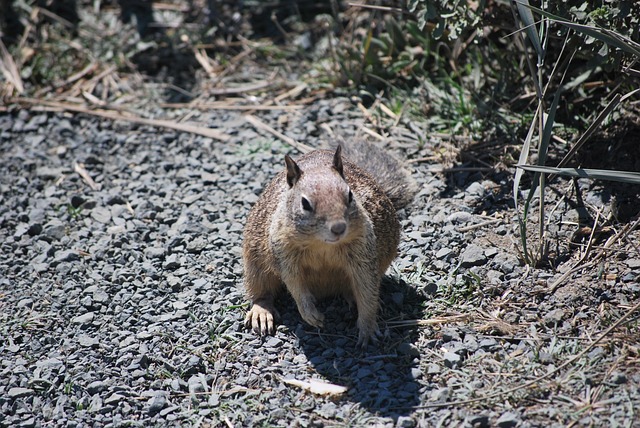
[{"x1": 283, "y1": 146, "x2": 357, "y2": 245}]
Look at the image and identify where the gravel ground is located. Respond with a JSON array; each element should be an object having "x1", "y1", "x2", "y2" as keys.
[{"x1": 1, "y1": 89, "x2": 640, "y2": 427}]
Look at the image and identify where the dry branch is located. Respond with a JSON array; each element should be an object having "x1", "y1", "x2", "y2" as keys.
[
  {"x1": 0, "y1": 39, "x2": 24, "y2": 94},
  {"x1": 160, "y1": 102, "x2": 302, "y2": 111},
  {"x1": 244, "y1": 114, "x2": 313, "y2": 153},
  {"x1": 74, "y1": 162, "x2": 99, "y2": 191},
  {"x1": 13, "y1": 98, "x2": 231, "y2": 142}
]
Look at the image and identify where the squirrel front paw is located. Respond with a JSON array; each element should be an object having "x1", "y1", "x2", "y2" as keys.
[
  {"x1": 245, "y1": 300, "x2": 279, "y2": 336},
  {"x1": 296, "y1": 296, "x2": 325, "y2": 328}
]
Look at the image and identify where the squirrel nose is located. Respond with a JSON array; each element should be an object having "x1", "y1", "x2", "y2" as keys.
[{"x1": 330, "y1": 221, "x2": 347, "y2": 236}]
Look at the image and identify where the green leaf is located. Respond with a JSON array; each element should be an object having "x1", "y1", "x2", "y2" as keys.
[
  {"x1": 516, "y1": 165, "x2": 640, "y2": 185},
  {"x1": 514, "y1": 0, "x2": 544, "y2": 64},
  {"x1": 514, "y1": 0, "x2": 640, "y2": 58}
]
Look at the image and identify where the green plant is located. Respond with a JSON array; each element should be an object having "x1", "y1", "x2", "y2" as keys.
[
  {"x1": 66, "y1": 204, "x2": 83, "y2": 219},
  {"x1": 408, "y1": 0, "x2": 486, "y2": 40},
  {"x1": 512, "y1": 1, "x2": 640, "y2": 266}
]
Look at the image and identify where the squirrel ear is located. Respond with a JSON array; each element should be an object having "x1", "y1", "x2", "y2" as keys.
[
  {"x1": 285, "y1": 154, "x2": 302, "y2": 187},
  {"x1": 333, "y1": 145, "x2": 344, "y2": 177}
]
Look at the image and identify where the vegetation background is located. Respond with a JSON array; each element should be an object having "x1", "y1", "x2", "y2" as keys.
[{"x1": 2, "y1": 0, "x2": 639, "y2": 262}]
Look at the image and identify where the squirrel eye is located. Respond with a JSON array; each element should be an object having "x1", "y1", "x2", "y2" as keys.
[
  {"x1": 301, "y1": 196, "x2": 313, "y2": 212},
  {"x1": 348, "y1": 190, "x2": 353, "y2": 204}
]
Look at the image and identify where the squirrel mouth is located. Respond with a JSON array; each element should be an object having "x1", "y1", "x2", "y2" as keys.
[{"x1": 323, "y1": 234, "x2": 345, "y2": 244}]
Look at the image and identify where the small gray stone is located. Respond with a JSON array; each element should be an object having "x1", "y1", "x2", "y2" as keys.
[
  {"x1": 104, "y1": 393, "x2": 125, "y2": 406},
  {"x1": 86, "y1": 380, "x2": 107, "y2": 395},
  {"x1": 44, "y1": 221, "x2": 66, "y2": 240},
  {"x1": 148, "y1": 395, "x2": 167, "y2": 416},
  {"x1": 543, "y1": 308, "x2": 565, "y2": 326},
  {"x1": 484, "y1": 247, "x2": 499, "y2": 258},
  {"x1": 611, "y1": 372, "x2": 627, "y2": 384},
  {"x1": 8, "y1": 387, "x2": 34, "y2": 399},
  {"x1": 188, "y1": 376, "x2": 206, "y2": 395},
  {"x1": 464, "y1": 182, "x2": 486, "y2": 201},
  {"x1": 318, "y1": 402, "x2": 337, "y2": 418},
  {"x1": 264, "y1": 337, "x2": 282, "y2": 348},
  {"x1": 77, "y1": 334, "x2": 100, "y2": 348},
  {"x1": 91, "y1": 206, "x2": 112, "y2": 224},
  {"x1": 497, "y1": 411, "x2": 520, "y2": 427},
  {"x1": 398, "y1": 342, "x2": 420, "y2": 357},
  {"x1": 396, "y1": 415, "x2": 416, "y2": 428},
  {"x1": 479, "y1": 338, "x2": 498, "y2": 351},
  {"x1": 443, "y1": 352, "x2": 462, "y2": 369},
  {"x1": 446, "y1": 211, "x2": 473, "y2": 223},
  {"x1": 626, "y1": 259, "x2": 640, "y2": 269},
  {"x1": 36, "y1": 358, "x2": 63, "y2": 370},
  {"x1": 435, "y1": 247, "x2": 452, "y2": 259},
  {"x1": 70, "y1": 195, "x2": 86, "y2": 208},
  {"x1": 192, "y1": 278, "x2": 208, "y2": 289},
  {"x1": 172, "y1": 301, "x2": 188, "y2": 310},
  {"x1": 460, "y1": 244, "x2": 487, "y2": 268},
  {"x1": 427, "y1": 363, "x2": 441, "y2": 375},
  {"x1": 144, "y1": 247, "x2": 165, "y2": 258},
  {"x1": 55, "y1": 250, "x2": 80, "y2": 263},
  {"x1": 72, "y1": 312, "x2": 95, "y2": 324},
  {"x1": 92, "y1": 288, "x2": 109, "y2": 303},
  {"x1": 186, "y1": 236, "x2": 207, "y2": 253},
  {"x1": 441, "y1": 328, "x2": 461, "y2": 342},
  {"x1": 468, "y1": 415, "x2": 489, "y2": 427},
  {"x1": 28, "y1": 223, "x2": 43, "y2": 236},
  {"x1": 88, "y1": 394, "x2": 103, "y2": 412},
  {"x1": 36, "y1": 166, "x2": 64, "y2": 179},
  {"x1": 410, "y1": 368, "x2": 422, "y2": 380},
  {"x1": 160, "y1": 405, "x2": 179, "y2": 417},
  {"x1": 13, "y1": 223, "x2": 29, "y2": 238},
  {"x1": 17, "y1": 298, "x2": 33, "y2": 308},
  {"x1": 424, "y1": 282, "x2": 438, "y2": 295},
  {"x1": 431, "y1": 387, "x2": 450, "y2": 402},
  {"x1": 163, "y1": 254, "x2": 180, "y2": 270}
]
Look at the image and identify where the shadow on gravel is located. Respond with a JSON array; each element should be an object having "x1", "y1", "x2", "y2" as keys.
[
  {"x1": 278, "y1": 276, "x2": 426, "y2": 421},
  {"x1": 573, "y1": 121, "x2": 640, "y2": 223}
]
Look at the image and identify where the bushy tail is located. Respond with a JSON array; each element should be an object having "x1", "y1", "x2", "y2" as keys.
[{"x1": 337, "y1": 139, "x2": 418, "y2": 210}]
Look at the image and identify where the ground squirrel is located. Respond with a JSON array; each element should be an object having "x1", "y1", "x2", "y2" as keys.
[{"x1": 243, "y1": 141, "x2": 417, "y2": 346}]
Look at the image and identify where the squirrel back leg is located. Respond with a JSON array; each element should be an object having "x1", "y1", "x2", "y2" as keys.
[
  {"x1": 244, "y1": 259, "x2": 281, "y2": 335},
  {"x1": 349, "y1": 264, "x2": 382, "y2": 347},
  {"x1": 282, "y1": 273, "x2": 325, "y2": 329}
]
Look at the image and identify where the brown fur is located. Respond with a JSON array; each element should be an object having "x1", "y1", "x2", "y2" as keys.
[{"x1": 243, "y1": 144, "x2": 412, "y2": 346}]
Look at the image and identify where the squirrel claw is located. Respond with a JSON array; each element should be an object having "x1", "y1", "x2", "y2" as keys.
[
  {"x1": 296, "y1": 295, "x2": 324, "y2": 328},
  {"x1": 300, "y1": 309, "x2": 324, "y2": 329},
  {"x1": 245, "y1": 302, "x2": 278, "y2": 336},
  {"x1": 356, "y1": 325, "x2": 381, "y2": 348}
]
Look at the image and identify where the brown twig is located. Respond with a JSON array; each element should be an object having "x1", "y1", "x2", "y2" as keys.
[
  {"x1": 14, "y1": 97, "x2": 231, "y2": 142},
  {"x1": 74, "y1": 162, "x2": 99, "y2": 191},
  {"x1": 0, "y1": 38, "x2": 24, "y2": 94},
  {"x1": 244, "y1": 114, "x2": 314, "y2": 153},
  {"x1": 160, "y1": 102, "x2": 302, "y2": 111},
  {"x1": 54, "y1": 61, "x2": 99, "y2": 92},
  {"x1": 387, "y1": 314, "x2": 472, "y2": 328},
  {"x1": 208, "y1": 80, "x2": 278, "y2": 96},
  {"x1": 424, "y1": 166, "x2": 495, "y2": 173}
]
